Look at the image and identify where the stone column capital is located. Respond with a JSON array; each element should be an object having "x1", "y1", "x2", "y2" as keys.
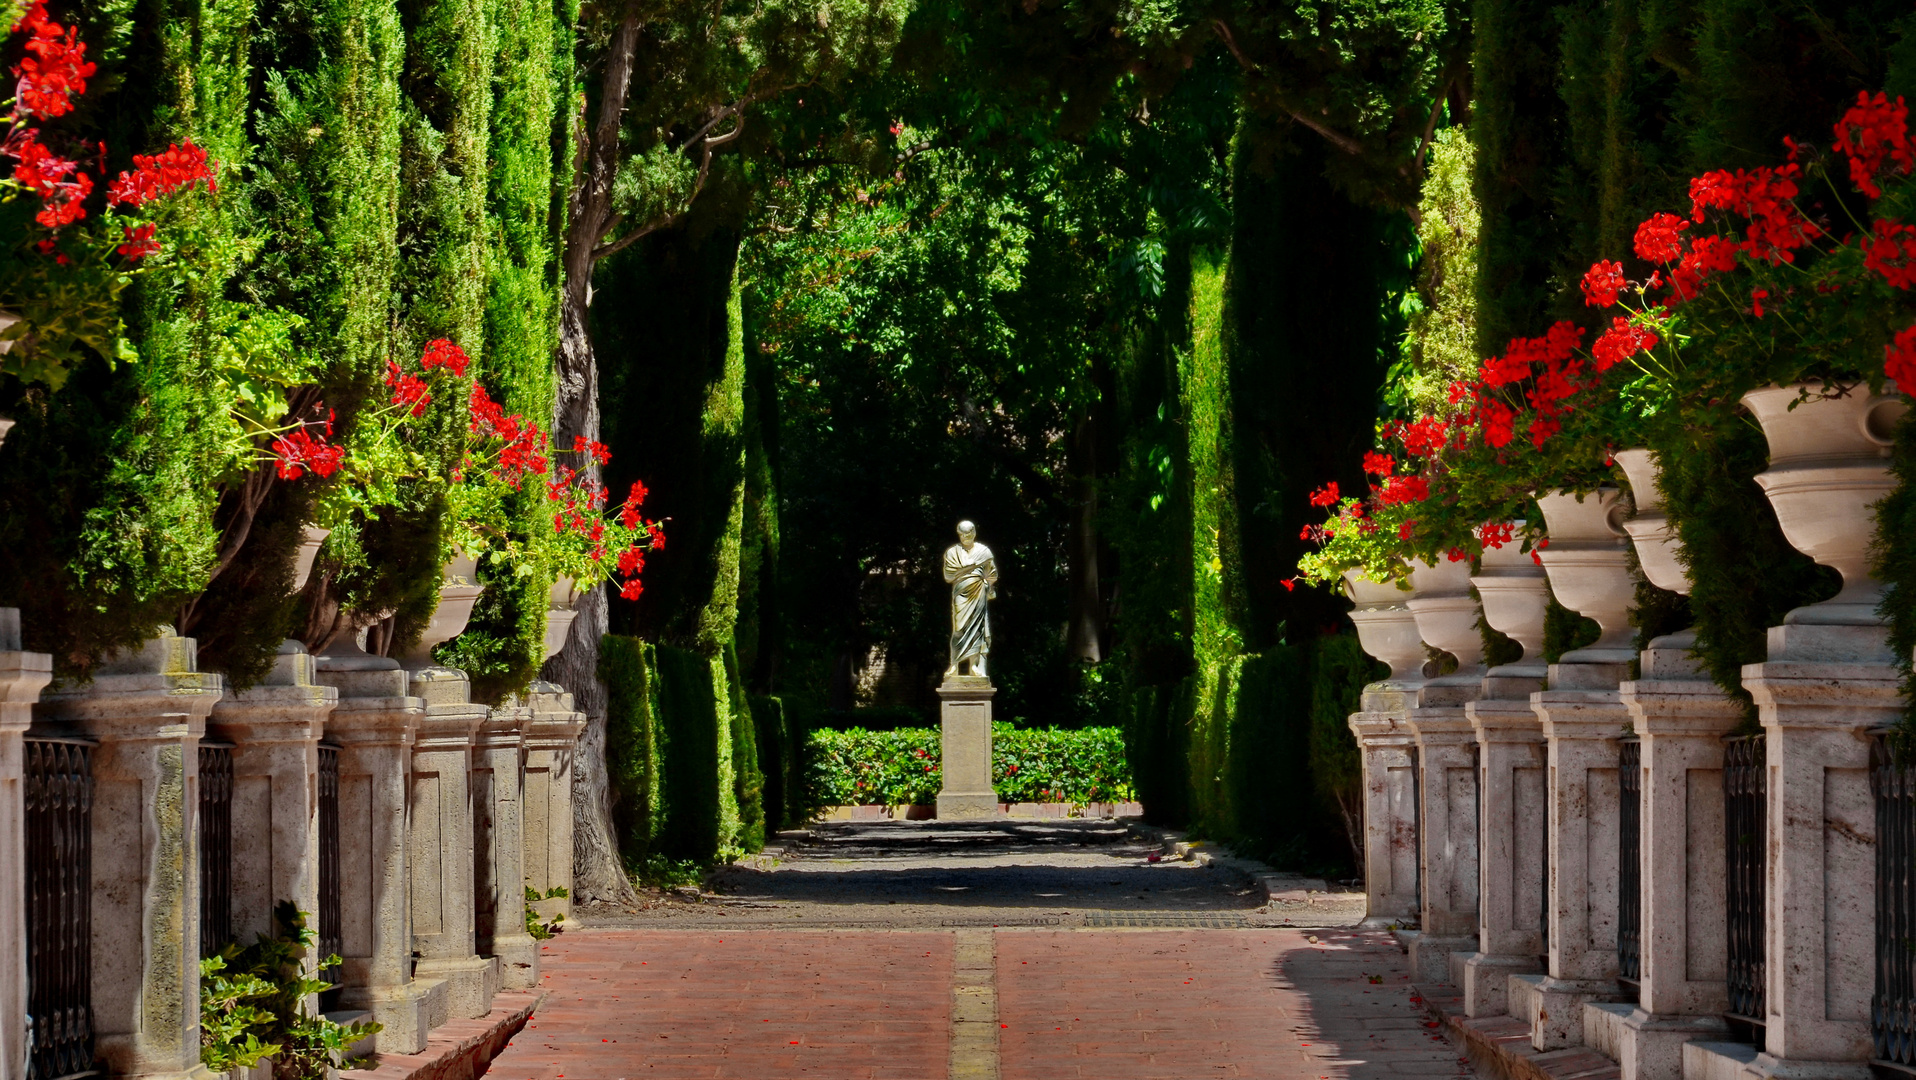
[
  {"x1": 322, "y1": 696, "x2": 424, "y2": 747},
  {"x1": 1619, "y1": 679, "x2": 1745, "y2": 737},
  {"x1": 477, "y1": 705, "x2": 531, "y2": 751},
  {"x1": 415, "y1": 704, "x2": 487, "y2": 751},
  {"x1": 1347, "y1": 712, "x2": 1413, "y2": 745},
  {"x1": 211, "y1": 683, "x2": 338, "y2": 745},
  {"x1": 1531, "y1": 690, "x2": 1631, "y2": 739},
  {"x1": 1360, "y1": 678, "x2": 1424, "y2": 715},
  {"x1": 1405, "y1": 707, "x2": 1476, "y2": 745},
  {"x1": 1743, "y1": 660, "x2": 1902, "y2": 729},
  {"x1": 936, "y1": 676, "x2": 997, "y2": 704},
  {"x1": 1467, "y1": 696, "x2": 1546, "y2": 742},
  {"x1": 525, "y1": 711, "x2": 585, "y2": 751}
]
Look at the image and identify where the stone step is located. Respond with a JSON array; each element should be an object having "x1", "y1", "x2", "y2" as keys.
[
  {"x1": 1414, "y1": 982, "x2": 1623, "y2": 1080},
  {"x1": 339, "y1": 989, "x2": 542, "y2": 1080}
]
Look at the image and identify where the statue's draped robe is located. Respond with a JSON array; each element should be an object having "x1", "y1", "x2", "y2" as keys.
[{"x1": 944, "y1": 542, "x2": 995, "y2": 670}]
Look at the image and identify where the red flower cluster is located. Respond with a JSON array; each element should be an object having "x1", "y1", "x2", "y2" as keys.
[
  {"x1": 116, "y1": 222, "x2": 158, "y2": 259},
  {"x1": 420, "y1": 338, "x2": 471, "y2": 377},
  {"x1": 1634, "y1": 212, "x2": 1689, "y2": 263},
  {"x1": 1361, "y1": 451, "x2": 1395, "y2": 476},
  {"x1": 1591, "y1": 317, "x2": 1659, "y2": 372},
  {"x1": 1686, "y1": 166, "x2": 1815, "y2": 264},
  {"x1": 272, "y1": 411, "x2": 344, "y2": 480},
  {"x1": 1581, "y1": 260, "x2": 1625, "y2": 308},
  {"x1": 1834, "y1": 91, "x2": 1913, "y2": 200},
  {"x1": 1888, "y1": 325, "x2": 1916, "y2": 396},
  {"x1": 1667, "y1": 234, "x2": 1739, "y2": 302},
  {"x1": 384, "y1": 359, "x2": 430, "y2": 416},
  {"x1": 106, "y1": 141, "x2": 215, "y2": 208},
  {"x1": 11, "y1": 3, "x2": 93, "y2": 120},
  {"x1": 1375, "y1": 475, "x2": 1429, "y2": 506},
  {"x1": 5, "y1": 129, "x2": 87, "y2": 226},
  {"x1": 1478, "y1": 522, "x2": 1515, "y2": 549},
  {"x1": 1866, "y1": 219, "x2": 1916, "y2": 289},
  {"x1": 1308, "y1": 481, "x2": 1340, "y2": 507}
]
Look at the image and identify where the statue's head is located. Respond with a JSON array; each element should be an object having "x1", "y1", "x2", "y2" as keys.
[{"x1": 956, "y1": 520, "x2": 976, "y2": 548}]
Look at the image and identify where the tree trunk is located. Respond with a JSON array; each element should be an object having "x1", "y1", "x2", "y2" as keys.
[{"x1": 1064, "y1": 415, "x2": 1104, "y2": 663}]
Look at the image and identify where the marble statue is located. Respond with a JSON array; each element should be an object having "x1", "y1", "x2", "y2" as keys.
[{"x1": 943, "y1": 520, "x2": 998, "y2": 679}]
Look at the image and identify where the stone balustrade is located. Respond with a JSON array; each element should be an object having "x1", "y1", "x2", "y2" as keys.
[{"x1": 0, "y1": 618, "x2": 589, "y2": 1079}]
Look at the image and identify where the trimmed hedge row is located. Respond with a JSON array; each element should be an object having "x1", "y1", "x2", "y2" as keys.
[{"x1": 804, "y1": 724, "x2": 1135, "y2": 809}]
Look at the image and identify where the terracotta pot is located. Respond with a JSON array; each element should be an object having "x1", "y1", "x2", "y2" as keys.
[
  {"x1": 1743, "y1": 385, "x2": 1906, "y2": 624},
  {"x1": 542, "y1": 576, "x2": 580, "y2": 661},
  {"x1": 398, "y1": 554, "x2": 487, "y2": 668},
  {"x1": 1535, "y1": 488, "x2": 1637, "y2": 654},
  {"x1": 1472, "y1": 523, "x2": 1547, "y2": 666},
  {"x1": 291, "y1": 525, "x2": 331, "y2": 592},
  {"x1": 1405, "y1": 557, "x2": 1484, "y2": 678},
  {"x1": 1341, "y1": 569, "x2": 1424, "y2": 682},
  {"x1": 1613, "y1": 449, "x2": 1689, "y2": 596}
]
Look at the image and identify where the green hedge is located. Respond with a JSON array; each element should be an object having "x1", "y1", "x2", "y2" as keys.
[{"x1": 803, "y1": 725, "x2": 1135, "y2": 809}]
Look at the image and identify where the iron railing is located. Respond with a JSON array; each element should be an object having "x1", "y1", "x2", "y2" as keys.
[
  {"x1": 1411, "y1": 744, "x2": 1424, "y2": 922},
  {"x1": 1541, "y1": 771, "x2": 1552, "y2": 956},
  {"x1": 1618, "y1": 736, "x2": 1642, "y2": 1000},
  {"x1": 1874, "y1": 731, "x2": 1916, "y2": 1067},
  {"x1": 25, "y1": 736, "x2": 96, "y2": 1080},
  {"x1": 1725, "y1": 732, "x2": 1767, "y2": 1039},
  {"x1": 318, "y1": 743, "x2": 341, "y2": 988},
  {"x1": 199, "y1": 742, "x2": 233, "y2": 958}
]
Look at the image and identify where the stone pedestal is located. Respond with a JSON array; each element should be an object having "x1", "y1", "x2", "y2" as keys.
[
  {"x1": 935, "y1": 677, "x2": 999, "y2": 820},
  {"x1": 1462, "y1": 663, "x2": 1548, "y2": 1018},
  {"x1": 1349, "y1": 680, "x2": 1421, "y2": 929},
  {"x1": 474, "y1": 703, "x2": 538, "y2": 990},
  {"x1": 208, "y1": 644, "x2": 337, "y2": 961},
  {"x1": 0, "y1": 611, "x2": 52, "y2": 1080},
  {"x1": 1608, "y1": 636, "x2": 1740, "y2": 1080},
  {"x1": 1519, "y1": 654, "x2": 1631, "y2": 1051},
  {"x1": 1405, "y1": 678, "x2": 1480, "y2": 981},
  {"x1": 35, "y1": 631, "x2": 222, "y2": 1080},
  {"x1": 315, "y1": 646, "x2": 435, "y2": 1054},
  {"x1": 406, "y1": 667, "x2": 495, "y2": 1021},
  {"x1": 1741, "y1": 623, "x2": 1900, "y2": 1078},
  {"x1": 522, "y1": 683, "x2": 584, "y2": 923}
]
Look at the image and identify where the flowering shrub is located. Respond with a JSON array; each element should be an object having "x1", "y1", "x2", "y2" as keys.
[
  {"x1": 803, "y1": 724, "x2": 1135, "y2": 808},
  {"x1": 1296, "y1": 90, "x2": 1916, "y2": 587},
  {"x1": 0, "y1": 3, "x2": 218, "y2": 387}
]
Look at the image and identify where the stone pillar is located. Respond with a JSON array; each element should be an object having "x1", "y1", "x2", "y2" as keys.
[
  {"x1": 315, "y1": 642, "x2": 435, "y2": 1054},
  {"x1": 35, "y1": 630, "x2": 222, "y2": 1080},
  {"x1": 1349, "y1": 691, "x2": 1420, "y2": 929},
  {"x1": 1608, "y1": 636, "x2": 1739, "y2": 1080},
  {"x1": 1463, "y1": 677, "x2": 1548, "y2": 1016},
  {"x1": 474, "y1": 703, "x2": 538, "y2": 989},
  {"x1": 405, "y1": 666, "x2": 495, "y2": 1020},
  {"x1": 1743, "y1": 623, "x2": 1899, "y2": 1077},
  {"x1": 935, "y1": 676, "x2": 999, "y2": 820},
  {"x1": 0, "y1": 611, "x2": 52, "y2": 1080},
  {"x1": 207, "y1": 643, "x2": 336, "y2": 959},
  {"x1": 522, "y1": 684, "x2": 584, "y2": 923}
]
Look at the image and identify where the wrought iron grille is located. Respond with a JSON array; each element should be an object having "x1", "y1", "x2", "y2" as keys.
[
  {"x1": 318, "y1": 742, "x2": 342, "y2": 988},
  {"x1": 1725, "y1": 732, "x2": 1768, "y2": 1034},
  {"x1": 1618, "y1": 736, "x2": 1642, "y2": 998},
  {"x1": 25, "y1": 736, "x2": 96, "y2": 1080},
  {"x1": 1411, "y1": 743, "x2": 1424, "y2": 921},
  {"x1": 1874, "y1": 731, "x2": 1916, "y2": 1066},
  {"x1": 1541, "y1": 772, "x2": 1551, "y2": 956},
  {"x1": 199, "y1": 741, "x2": 233, "y2": 958}
]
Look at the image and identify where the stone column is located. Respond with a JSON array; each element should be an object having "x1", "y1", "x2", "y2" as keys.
[
  {"x1": 1609, "y1": 636, "x2": 1740, "y2": 1080},
  {"x1": 0, "y1": 611, "x2": 52, "y2": 1080},
  {"x1": 1343, "y1": 571, "x2": 1427, "y2": 930},
  {"x1": 1462, "y1": 541, "x2": 1551, "y2": 1017},
  {"x1": 1744, "y1": 623, "x2": 1899, "y2": 1077},
  {"x1": 405, "y1": 667, "x2": 494, "y2": 1020},
  {"x1": 474, "y1": 702, "x2": 539, "y2": 989},
  {"x1": 207, "y1": 643, "x2": 337, "y2": 958},
  {"x1": 522, "y1": 684, "x2": 584, "y2": 924},
  {"x1": 935, "y1": 676, "x2": 999, "y2": 820},
  {"x1": 315, "y1": 642, "x2": 435, "y2": 1054},
  {"x1": 1514, "y1": 488, "x2": 1636, "y2": 1051},
  {"x1": 35, "y1": 630, "x2": 222, "y2": 1080},
  {"x1": 1404, "y1": 559, "x2": 1486, "y2": 982}
]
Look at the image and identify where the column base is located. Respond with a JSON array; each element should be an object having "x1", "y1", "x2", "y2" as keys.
[
  {"x1": 1408, "y1": 933, "x2": 1477, "y2": 983},
  {"x1": 493, "y1": 931, "x2": 542, "y2": 990},
  {"x1": 1681, "y1": 1043, "x2": 1873, "y2": 1080},
  {"x1": 936, "y1": 792, "x2": 1001, "y2": 820},
  {"x1": 1460, "y1": 952, "x2": 1544, "y2": 1017},
  {"x1": 1583, "y1": 1005, "x2": 1729, "y2": 1080},
  {"x1": 339, "y1": 977, "x2": 446, "y2": 1054},
  {"x1": 1510, "y1": 973, "x2": 1621, "y2": 1050},
  {"x1": 92, "y1": 1036, "x2": 221, "y2": 1080},
  {"x1": 414, "y1": 954, "x2": 500, "y2": 1020}
]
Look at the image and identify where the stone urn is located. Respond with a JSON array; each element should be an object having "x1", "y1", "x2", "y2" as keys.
[
  {"x1": 1471, "y1": 524, "x2": 1548, "y2": 673},
  {"x1": 1534, "y1": 488, "x2": 1637, "y2": 661},
  {"x1": 1342, "y1": 569, "x2": 1425, "y2": 684},
  {"x1": 398, "y1": 553, "x2": 486, "y2": 670},
  {"x1": 1743, "y1": 385, "x2": 1906, "y2": 626},
  {"x1": 1405, "y1": 557, "x2": 1485, "y2": 683},
  {"x1": 1613, "y1": 449, "x2": 1689, "y2": 596},
  {"x1": 542, "y1": 576, "x2": 580, "y2": 662},
  {"x1": 291, "y1": 525, "x2": 332, "y2": 593}
]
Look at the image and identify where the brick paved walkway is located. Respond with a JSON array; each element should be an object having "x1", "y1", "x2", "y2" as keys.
[{"x1": 486, "y1": 926, "x2": 1471, "y2": 1080}]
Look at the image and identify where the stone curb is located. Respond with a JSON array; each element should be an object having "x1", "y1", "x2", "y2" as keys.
[
  {"x1": 338, "y1": 990, "x2": 545, "y2": 1080},
  {"x1": 1409, "y1": 981, "x2": 1620, "y2": 1080}
]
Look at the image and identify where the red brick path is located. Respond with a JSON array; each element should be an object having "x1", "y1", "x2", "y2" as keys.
[{"x1": 486, "y1": 927, "x2": 1469, "y2": 1080}]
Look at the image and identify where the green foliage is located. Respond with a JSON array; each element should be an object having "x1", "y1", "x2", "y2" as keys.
[
  {"x1": 1884, "y1": 412, "x2": 1916, "y2": 727},
  {"x1": 749, "y1": 694, "x2": 802, "y2": 831},
  {"x1": 199, "y1": 903, "x2": 380, "y2": 1079},
  {"x1": 1391, "y1": 126, "x2": 1479, "y2": 418},
  {"x1": 1308, "y1": 634, "x2": 1385, "y2": 861},
  {"x1": 1122, "y1": 678, "x2": 1196, "y2": 825},
  {"x1": 602, "y1": 634, "x2": 664, "y2": 863},
  {"x1": 802, "y1": 724, "x2": 1135, "y2": 808}
]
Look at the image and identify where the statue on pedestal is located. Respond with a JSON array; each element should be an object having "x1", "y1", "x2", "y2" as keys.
[{"x1": 943, "y1": 520, "x2": 997, "y2": 680}]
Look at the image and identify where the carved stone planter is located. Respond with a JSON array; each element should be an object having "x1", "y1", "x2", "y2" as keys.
[
  {"x1": 1341, "y1": 569, "x2": 1424, "y2": 929},
  {"x1": 1613, "y1": 449, "x2": 1688, "y2": 597}
]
